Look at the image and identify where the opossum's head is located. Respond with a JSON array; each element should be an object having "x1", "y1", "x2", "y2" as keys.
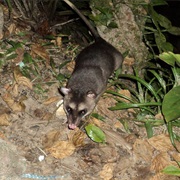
[{"x1": 60, "y1": 87, "x2": 97, "y2": 130}]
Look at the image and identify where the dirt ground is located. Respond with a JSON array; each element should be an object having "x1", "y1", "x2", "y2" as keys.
[
  {"x1": 0, "y1": 4, "x2": 180, "y2": 180},
  {"x1": 1, "y1": 42, "x2": 180, "y2": 180}
]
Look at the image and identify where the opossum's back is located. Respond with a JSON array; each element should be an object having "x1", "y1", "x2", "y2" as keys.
[
  {"x1": 75, "y1": 38, "x2": 123, "y2": 71},
  {"x1": 67, "y1": 66, "x2": 106, "y2": 93}
]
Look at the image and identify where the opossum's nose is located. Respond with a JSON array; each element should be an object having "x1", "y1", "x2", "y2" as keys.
[{"x1": 69, "y1": 124, "x2": 77, "y2": 130}]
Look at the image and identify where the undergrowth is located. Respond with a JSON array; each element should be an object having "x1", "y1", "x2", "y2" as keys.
[{"x1": 107, "y1": 0, "x2": 180, "y2": 146}]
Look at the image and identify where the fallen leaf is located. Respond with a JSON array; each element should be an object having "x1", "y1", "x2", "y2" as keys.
[
  {"x1": 0, "y1": 105, "x2": 11, "y2": 114},
  {"x1": 56, "y1": 36, "x2": 62, "y2": 47},
  {"x1": 123, "y1": 57, "x2": 135, "y2": 66},
  {"x1": 170, "y1": 151, "x2": 180, "y2": 163},
  {"x1": 114, "y1": 120, "x2": 124, "y2": 129},
  {"x1": 42, "y1": 112, "x2": 53, "y2": 121},
  {"x1": 46, "y1": 141, "x2": 75, "y2": 159},
  {"x1": 150, "y1": 152, "x2": 176, "y2": 173},
  {"x1": 0, "y1": 131, "x2": 6, "y2": 139},
  {"x1": 66, "y1": 60, "x2": 75, "y2": 72},
  {"x1": 118, "y1": 89, "x2": 131, "y2": 103},
  {"x1": 56, "y1": 103, "x2": 66, "y2": 117},
  {"x1": 133, "y1": 139, "x2": 154, "y2": 162},
  {"x1": 0, "y1": 113, "x2": 10, "y2": 126},
  {"x1": 155, "y1": 113, "x2": 164, "y2": 120},
  {"x1": 31, "y1": 44, "x2": 50, "y2": 65},
  {"x1": 43, "y1": 130, "x2": 61, "y2": 149},
  {"x1": 16, "y1": 76, "x2": 32, "y2": 89},
  {"x1": 2, "y1": 93, "x2": 25, "y2": 112},
  {"x1": 122, "y1": 56, "x2": 135, "y2": 74},
  {"x1": 99, "y1": 163, "x2": 115, "y2": 180},
  {"x1": 36, "y1": 19, "x2": 51, "y2": 36},
  {"x1": 69, "y1": 128, "x2": 86, "y2": 147},
  {"x1": 3, "y1": 83, "x2": 12, "y2": 91},
  {"x1": 12, "y1": 84, "x2": 19, "y2": 97},
  {"x1": 14, "y1": 68, "x2": 33, "y2": 89},
  {"x1": 43, "y1": 96, "x2": 60, "y2": 105},
  {"x1": 7, "y1": 23, "x2": 16, "y2": 35},
  {"x1": 148, "y1": 134, "x2": 174, "y2": 152},
  {"x1": 96, "y1": 96, "x2": 124, "y2": 121},
  {"x1": 13, "y1": 48, "x2": 24, "y2": 64}
]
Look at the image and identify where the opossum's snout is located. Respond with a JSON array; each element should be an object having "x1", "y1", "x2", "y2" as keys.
[
  {"x1": 61, "y1": 87, "x2": 96, "y2": 130},
  {"x1": 66, "y1": 105, "x2": 88, "y2": 130},
  {"x1": 68, "y1": 124, "x2": 77, "y2": 130}
]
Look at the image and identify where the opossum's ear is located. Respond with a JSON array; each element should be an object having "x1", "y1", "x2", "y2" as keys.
[
  {"x1": 60, "y1": 87, "x2": 71, "y2": 95},
  {"x1": 87, "y1": 91, "x2": 96, "y2": 99}
]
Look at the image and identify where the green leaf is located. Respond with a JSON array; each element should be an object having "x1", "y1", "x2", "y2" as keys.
[
  {"x1": 59, "y1": 60, "x2": 70, "y2": 70},
  {"x1": 96, "y1": 7, "x2": 113, "y2": 18},
  {"x1": 85, "y1": 124, "x2": 106, "y2": 143},
  {"x1": 158, "y1": 52, "x2": 175, "y2": 66},
  {"x1": 91, "y1": 113, "x2": 105, "y2": 121},
  {"x1": 23, "y1": 52, "x2": 33, "y2": 63},
  {"x1": 168, "y1": 26, "x2": 180, "y2": 36},
  {"x1": 7, "y1": 40, "x2": 22, "y2": 49},
  {"x1": 5, "y1": 0, "x2": 12, "y2": 12},
  {"x1": 89, "y1": 14, "x2": 101, "y2": 22},
  {"x1": 145, "y1": 121, "x2": 153, "y2": 138},
  {"x1": 148, "y1": 69, "x2": 166, "y2": 93},
  {"x1": 161, "y1": 42, "x2": 173, "y2": 52},
  {"x1": 6, "y1": 53, "x2": 17, "y2": 60},
  {"x1": 150, "y1": 0, "x2": 168, "y2": 6},
  {"x1": 144, "y1": 26, "x2": 157, "y2": 32},
  {"x1": 167, "y1": 122, "x2": 177, "y2": 149},
  {"x1": 56, "y1": 73, "x2": 66, "y2": 82},
  {"x1": 154, "y1": 32, "x2": 173, "y2": 52},
  {"x1": 17, "y1": 31, "x2": 27, "y2": 36},
  {"x1": 107, "y1": 22, "x2": 118, "y2": 28},
  {"x1": 162, "y1": 86, "x2": 180, "y2": 122},
  {"x1": 157, "y1": 14, "x2": 171, "y2": 29},
  {"x1": 118, "y1": 74, "x2": 160, "y2": 102},
  {"x1": 106, "y1": 90, "x2": 135, "y2": 103},
  {"x1": 170, "y1": 53, "x2": 180, "y2": 67},
  {"x1": 0, "y1": 53, "x2": 4, "y2": 58},
  {"x1": 119, "y1": 119, "x2": 130, "y2": 133},
  {"x1": 162, "y1": 166, "x2": 180, "y2": 176},
  {"x1": 109, "y1": 102, "x2": 161, "y2": 110}
]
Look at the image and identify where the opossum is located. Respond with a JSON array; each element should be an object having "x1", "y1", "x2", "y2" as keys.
[{"x1": 61, "y1": 0, "x2": 123, "y2": 129}]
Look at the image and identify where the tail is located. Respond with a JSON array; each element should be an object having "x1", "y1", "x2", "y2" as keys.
[{"x1": 63, "y1": 0, "x2": 100, "y2": 40}]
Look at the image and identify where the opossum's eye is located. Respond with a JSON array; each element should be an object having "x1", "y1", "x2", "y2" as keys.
[
  {"x1": 79, "y1": 109, "x2": 87, "y2": 116},
  {"x1": 66, "y1": 106, "x2": 73, "y2": 114}
]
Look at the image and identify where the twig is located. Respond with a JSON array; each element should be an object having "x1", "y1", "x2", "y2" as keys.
[{"x1": 53, "y1": 18, "x2": 79, "y2": 27}]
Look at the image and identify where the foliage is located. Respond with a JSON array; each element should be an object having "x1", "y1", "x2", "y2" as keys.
[
  {"x1": 162, "y1": 165, "x2": 180, "y2": 176},
  {"x1": 143, "y1": 0, "x2": 180, "y2": 56},
  {"x1": 0, "y1": 36, "x2": 72, "y2": 97},
  {"x1": 85, "y1": 124, "x2": 106, "y2": 143},
  {"x1": 107, "y1": 0, "x2": 180, "y2": 156},
  {"x1": 89, "y1": 6, "x2": 118, "y2": 28}
]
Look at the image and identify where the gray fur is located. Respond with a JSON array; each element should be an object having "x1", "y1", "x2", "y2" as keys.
[{"x1": 61, "y1": 0, "x2": 123, "y2": 129}]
